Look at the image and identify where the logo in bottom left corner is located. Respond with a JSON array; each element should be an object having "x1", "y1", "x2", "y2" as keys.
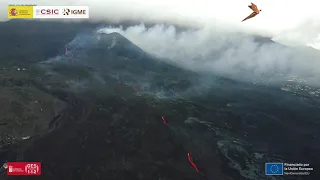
[{"x1": 7, "y1": 162, "x2": 41, "y2": 176}]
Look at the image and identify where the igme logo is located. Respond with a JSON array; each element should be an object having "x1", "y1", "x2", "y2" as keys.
[
  {"x1": 62, "y1": 8, "x2": 87, "y2": 15},
  {"x1": 62, "y1": 8, "x2": 70, "y2": 15}
]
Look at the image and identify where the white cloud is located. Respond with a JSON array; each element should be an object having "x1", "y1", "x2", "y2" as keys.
[
  {"x1": 98, "y1": 24, "x2": 320, "y2": 86},
  {"x1": 1, "y1": 0, "x2": 319, "y2": 32},
  {"x1": 1, "y1": 0, "x2": 320, "y2": 85},
  {"x1": 1, "y1": 0, "x2": 319, "y2": 47}
]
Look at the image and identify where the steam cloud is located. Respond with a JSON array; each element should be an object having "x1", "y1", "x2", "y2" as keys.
[
  {"x1": 1, "y1": 0, "x2": 320, "y2": 86},
  {"x1": 98, "y1": 24, "x2": 320, "y2": 86}
]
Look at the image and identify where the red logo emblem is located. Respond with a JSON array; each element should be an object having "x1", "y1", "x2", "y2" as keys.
[
  {"x1": 7, "y1": 162, "x2": 41, "y2": 176},
  {"x1": 9, "y1": 8, "x2": 18, "y2": 16}
]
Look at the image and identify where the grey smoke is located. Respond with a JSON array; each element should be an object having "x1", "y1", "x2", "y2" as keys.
[
  {"x1": 98, "y1": 24, "x2": 320, "y2": 86},
  {"x1": 1, "y1": 0, "x2": 320, "y2": 86}
]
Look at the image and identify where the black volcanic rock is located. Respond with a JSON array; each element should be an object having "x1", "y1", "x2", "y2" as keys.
[
  {"x1": 1, "y1": 20, "x2": 320, "y2": 180},
  {"x1": 75, "y1": 32, "x2": 180, "y2": 73}
]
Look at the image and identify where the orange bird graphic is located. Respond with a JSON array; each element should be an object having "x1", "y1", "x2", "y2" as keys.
[{"x1": 242, "y1": 2, "x2": 262, "y2": 22}]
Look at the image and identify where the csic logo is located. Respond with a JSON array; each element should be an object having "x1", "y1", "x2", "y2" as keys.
[
  {"x1": 62, "y1": 8, "x2": 86, "y2": 15},
  {"x1": 36, "y1": 8, "x2": 59, "y2": 15},
  {"x1": 9, "y1": 8, "x2": 18, "y2": 16}
]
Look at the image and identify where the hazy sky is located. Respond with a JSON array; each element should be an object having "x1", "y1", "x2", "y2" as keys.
[
  {"x1": 1, "y1": 0, "x2": 320, "y2": 86},
  {"x1": 1, "y1": 0, "x2": 319, "y2": 48}
]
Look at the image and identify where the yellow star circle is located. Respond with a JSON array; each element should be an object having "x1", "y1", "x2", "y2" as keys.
[{"x1": 270, "y1": 165, "x2": 279, "y2": 173}]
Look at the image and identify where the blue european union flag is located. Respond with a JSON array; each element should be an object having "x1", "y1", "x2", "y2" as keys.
[{"x1": 265, "y1": 163, "x2": 283, "y2": 175}]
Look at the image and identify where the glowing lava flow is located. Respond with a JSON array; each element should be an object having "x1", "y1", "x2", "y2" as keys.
[{"x1": 187, "y1": 152, "x2": 199, "y2": 172}]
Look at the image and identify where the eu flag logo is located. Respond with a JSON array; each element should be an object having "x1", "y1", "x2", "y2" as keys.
[{"x1": 265, "y1": 163, "x2": 283, "y2": 175}]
